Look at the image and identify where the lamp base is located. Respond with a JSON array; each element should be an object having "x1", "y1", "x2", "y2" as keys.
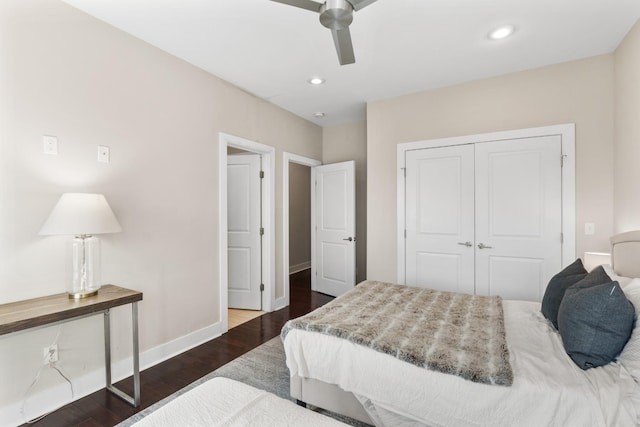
[
  {"x1": 68, "y1": 288, "x2": 99, "y2": 299},
  {"x1": 68, "y1": 235, "x2": 102, "y2": 299}
]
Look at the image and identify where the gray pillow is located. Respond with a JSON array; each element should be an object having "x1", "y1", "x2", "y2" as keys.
[
  {"x1": 569, "y1": 265, "x2": 612, "y2": 290},
  {"x1": 541, "y1": 259, "x2": 588, "y2": 329},
  {"x1": 558, "y1": 281, "x2": 635, "y2": 370}
]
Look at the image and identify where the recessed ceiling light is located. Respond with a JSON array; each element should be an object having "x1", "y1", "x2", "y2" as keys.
[
  {"x1": 309, "y1": 77, "x2": 325, "y2": 85},
  {"x1": 313, "y1": 112, "x2": 325, "y2": 118},
  {"x1": 489, "y1": 25, "x2": 515, "y2": 40}
]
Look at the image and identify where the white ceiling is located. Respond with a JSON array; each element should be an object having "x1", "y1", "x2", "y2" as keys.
[{"x1": 62, "y1": 0, "x2": 640, "y2": 127}]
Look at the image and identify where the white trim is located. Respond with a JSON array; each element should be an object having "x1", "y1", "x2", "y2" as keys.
[
  {"x1": 561, "y1": 125, "x2": 576, "y2": 270},
  {"x1": 138, "y1": 322, "x2": 222, "y2": 370},
  {"x1": 397, "y1": 149, "x2": 407, "y2": 285},
  {"x1": 311, "y1": 166, "x2": 317, "y2": 293},
  {"x1": 219, "y1": 133, "x2": 275, "y2": 331},
  {"x1": 397, "y1": 123, "x2": 576, "y2": 284},
  {"x1": 280, "y1": 152, "x2": 321, "y2": 311},
  {"x1": 290, "y1": 262, "x2": 311, "y2": 274}
]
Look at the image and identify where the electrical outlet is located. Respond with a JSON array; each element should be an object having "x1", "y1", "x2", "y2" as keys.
[
  {"x1": 43, "y1": 135, "x2": 58, "y2": 155},
  {"x1": 43, "y1": 344, "x2": 58, "y2": 365},
  {"x1": 97, "y1": 145, "x2": 110, "y2": 163}
]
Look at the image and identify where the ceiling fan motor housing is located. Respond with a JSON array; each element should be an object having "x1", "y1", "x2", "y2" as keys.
[{"x1": 320, "y1": 0, "x2": 354, "y2": 30}]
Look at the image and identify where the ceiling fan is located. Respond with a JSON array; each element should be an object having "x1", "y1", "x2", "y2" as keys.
[{"x1": 270, "y1": 0, "x2": 378, "y2": 65}]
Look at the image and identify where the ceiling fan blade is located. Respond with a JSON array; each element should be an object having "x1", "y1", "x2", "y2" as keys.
[
  {"x1": 348, "y1": 0, "x2": 378, "y2": 11},
  {"x1": 270, "y1": 0, "x2": 322, "y2": 13},
  {"x1": 331, "y1": 27, "x2": 355, "y2": 65}
]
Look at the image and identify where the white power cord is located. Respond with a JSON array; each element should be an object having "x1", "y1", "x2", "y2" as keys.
[{"x1": 21, "y1": 327, "x2": 74, "y2": 424}]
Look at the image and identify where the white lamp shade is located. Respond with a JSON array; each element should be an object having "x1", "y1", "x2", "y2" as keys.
[{"x1": 39, "y1": 193, "x2": 122, "y2": 236}]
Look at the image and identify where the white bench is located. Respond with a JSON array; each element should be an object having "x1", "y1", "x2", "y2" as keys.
[{"x1": 131, "y1": 377, "x2": 348, "y2": 426}]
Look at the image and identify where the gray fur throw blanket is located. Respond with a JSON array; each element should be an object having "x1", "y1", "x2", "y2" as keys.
[{"x1": 282, "y1": 280, "x2": 513, "y2": 386}]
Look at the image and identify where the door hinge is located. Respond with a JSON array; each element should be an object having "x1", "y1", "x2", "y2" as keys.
[
  {"x1": 259, "y1": 170, "x2": 264, "y2": 179},
  {"x1": 260, "y1": 283, "x2": 265, "y2": 291},
  {"x1": 401, "y1": 167, "x2": 406, "y2": 177},
  {"x1": 560, "y1": 232, "x2": 564, "y2": 243},
  {"x1": 561, "y1": 155, "x2": 567, "y2": 167},
  {"x1": 404, "y1": 229, "x2": 407, "y2": 239},
  {"x1": 260, "y1": 227, "x2": 264, "y2": 236}
]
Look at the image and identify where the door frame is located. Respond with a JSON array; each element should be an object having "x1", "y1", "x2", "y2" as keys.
[
  {"x1": 280, "y1": 152, "x2": 321, "y2": 310},
  {"x1": 219, "y1": 133, "x2": 275, "y2": 333},
  {"x1": 396, "y1": 123, "x2": 576, "y2": 284}
]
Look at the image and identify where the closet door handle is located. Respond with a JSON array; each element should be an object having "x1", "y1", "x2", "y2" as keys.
[
  {"x1": 343, "y1": 237, "x2": 354, "y2": 242},
  {"x1": 457, "y1": 241, "x2": 472, "y2": 247},
  {"x1": 478, "y1": 243, "x2": 493, "y2": 249}
]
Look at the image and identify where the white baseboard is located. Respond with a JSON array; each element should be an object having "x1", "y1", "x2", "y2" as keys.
[
  {"x1": 273, "y1": 296, "x2": 288, "y2": 311},
  {"x1": 0, "y1": 321, "x2": 222, "y2": 427},
  {"x1": 289, "y1": 261, "x2": 311, "y2": 274},
  {"x1": 138, "y1": 321, "x2": 222, "y2": 371}
]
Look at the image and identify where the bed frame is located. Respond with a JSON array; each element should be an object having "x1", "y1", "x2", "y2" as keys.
[
  {"x1": 291, "y1": 375, "x2": 373, "y2": 424},
  {"x1": 611, "y1": 230, "x2": 640, "y2": 278},
  {"x1": 290, "y1": 230, "x2": 640, "y2": 426}
]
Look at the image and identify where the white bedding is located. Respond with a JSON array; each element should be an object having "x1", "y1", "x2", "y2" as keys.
[
  {"x1": 131, "y1": 377, "x2": 347, "y2": 427},
  {"x1": 284, "y1": 300, "x2": 639, "y2": 427}
]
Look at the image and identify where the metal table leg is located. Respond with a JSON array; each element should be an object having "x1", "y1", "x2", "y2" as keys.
[{"x1": 104, "y1": 302, "x2": 141, "y2": 407}]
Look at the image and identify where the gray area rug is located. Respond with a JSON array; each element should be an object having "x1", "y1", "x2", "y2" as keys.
[{"x1": 117, "y1": 337, "x2": 370, "y2": 426}]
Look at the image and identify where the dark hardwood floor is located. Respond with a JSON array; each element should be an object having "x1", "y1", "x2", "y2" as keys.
[{"x1": 24, "y1": 269, "x2": 330, "y2": 427}]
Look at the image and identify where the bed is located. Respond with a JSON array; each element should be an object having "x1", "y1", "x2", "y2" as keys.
[{"x1": 283, "y1": 231, "x2": 640, "y2": 427}]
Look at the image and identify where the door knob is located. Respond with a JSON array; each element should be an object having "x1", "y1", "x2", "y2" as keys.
[
  {"x1": 457, "y1": 241, "x2": 472, "y2": 247},
  {"x1": 343, "y1": 237, "x2": 354, "y2": 242},
  {"x1": 477, "y1": 243, "x2": 493, "y2": 249}
]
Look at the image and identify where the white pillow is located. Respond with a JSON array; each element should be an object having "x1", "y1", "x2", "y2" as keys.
[
  {"x1": 603, "y1": 264, "x2": 634, "y2": 288},
  {"x1": 618, "y1": 278, "x2": 640, "y2": 383}
]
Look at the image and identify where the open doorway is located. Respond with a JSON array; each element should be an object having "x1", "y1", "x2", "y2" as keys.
[
  {"x1": 282, "y1": 152, "x2": 321, "y2": 309},
  {"x1": 228, "y1": 307, "x2": 265, "y2": 329},
  {"x1": 288, "y1": 162, "x2": 312, "y2": 292},
  {"x1": 219, "y1": 133, "x2": 275, "y2": 334}
]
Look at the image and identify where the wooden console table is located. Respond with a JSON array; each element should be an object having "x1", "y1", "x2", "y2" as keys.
[{"x1": 0, "y1": 285, "x2": 143, "y2": 407}]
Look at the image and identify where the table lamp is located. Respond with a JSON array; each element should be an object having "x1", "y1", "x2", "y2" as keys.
[{"x1": 39, "y1": 193, "x2": 122, "y2": 298}]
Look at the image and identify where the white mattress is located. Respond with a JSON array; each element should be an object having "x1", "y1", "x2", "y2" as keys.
[
  {"x1": 283, "y1": 300, "x2": 639, "y2": 427},
  {"x1": 131, "y1": 377, "x2": 347, "y2": 427}
]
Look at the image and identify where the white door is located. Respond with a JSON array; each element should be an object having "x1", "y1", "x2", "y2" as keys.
[
  {"x1": 227, "y1": 154, "x2": 262, "y2": 309},
  {"x1": 312, "y1": 161, "x2": 356, "y2": 297},
  {"x1": 475, "y1": 136, "x2": 562, "y2": 301},
  {"x1": 405, "y1": 137, "x2": 563, "y2": 301},
  {"x1": 405, "y1": 145, "x2": 475, "y2": 294}
]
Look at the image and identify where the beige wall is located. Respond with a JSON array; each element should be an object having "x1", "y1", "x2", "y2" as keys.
[
  {"x1": 367, "y1": 56, "x2": 615, "y2": 282},
  {"x1": 0, "y1": 0, "x2": 321, "y2": 422},
  {"x1": 614, "y1": 19, "x2": 640, "y2": 232},
  {"x1": 322, "y1": 121, "x2": 367, "y2": 283},
  {"x1": 288, "y1": 163, "x2": 311, "y2": 270}
]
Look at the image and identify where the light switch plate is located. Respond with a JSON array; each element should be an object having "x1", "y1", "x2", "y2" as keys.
[
  {"x1": 97, "y1": 145, "x2": 110, "y2": 163},
  {"x1": 585, "y1": 222, "x2": 595, "y2": 235},
  {"x1": 43, "y1": 135, "x2": 58, "y2": 155}
]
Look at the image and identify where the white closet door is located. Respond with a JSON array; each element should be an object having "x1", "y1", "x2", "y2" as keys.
[
  {"x1": 474, "y1": 136, "x2": 562, "y2": 301},
  {"x1": 405, "y1": 145, "x2": 475, "y2": 294}
]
